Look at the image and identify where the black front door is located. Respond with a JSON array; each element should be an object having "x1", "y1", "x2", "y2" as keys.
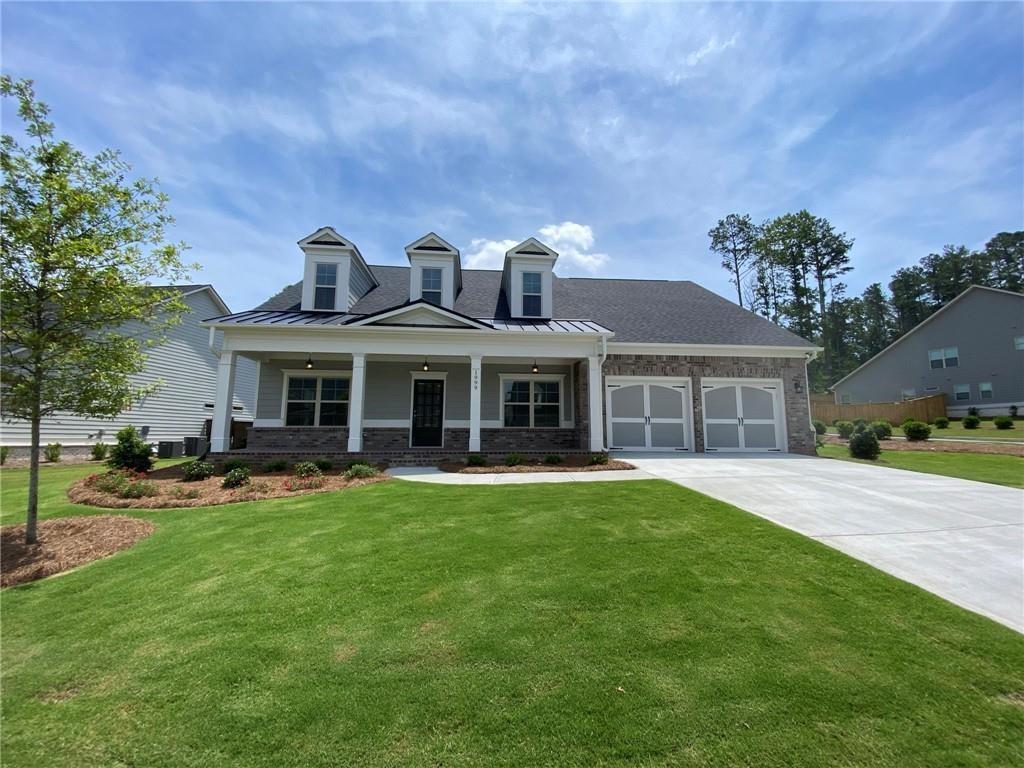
[{"x1": 411, "y1": 379, "x2": 444, "y2": 447}]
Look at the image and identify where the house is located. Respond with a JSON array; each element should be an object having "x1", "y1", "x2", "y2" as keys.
[
  {"x1": 1, "y1": 285, "x2": 257, "y2": 458},
  {"x1": 831, "y1": 285, "x2": 1024, "y2": 416},
  {"x1": 201, "y1": 228, "x2": 820, "y2": 464}
]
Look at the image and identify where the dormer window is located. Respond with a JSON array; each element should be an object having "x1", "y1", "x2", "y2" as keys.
[
  {"x1": 421, "y1": 267, "x2": 443, "y2": 305},
  {"x1": 314, "y1": 263, "x2": 338, "y2": 310},
  {"x1": 522, "y1": 272, "x2": 542, "y2": 317}
]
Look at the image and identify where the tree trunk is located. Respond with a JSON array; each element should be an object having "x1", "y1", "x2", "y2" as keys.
[
  {"x1": 816, "y1": 275, "x2": 829, "y2": 377},
  {"x1": 26, "y1": 414, "x2": 40, "y2": 545},
  {"x1": 732, "y1": 257, "x2": 744, "y2": 307}
]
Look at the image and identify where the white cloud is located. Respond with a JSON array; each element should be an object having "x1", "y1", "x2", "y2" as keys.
[{"x1": 464, "y1": 222, "x2": 609, "y2": 273}]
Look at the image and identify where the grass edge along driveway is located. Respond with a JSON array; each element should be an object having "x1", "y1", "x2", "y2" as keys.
[
  {"x1": 816, "y1": 443, "x2": 1024, "y2": 488},
  {"x1": 2, "y1": 470, "x2": 1023, "y2": 767}
]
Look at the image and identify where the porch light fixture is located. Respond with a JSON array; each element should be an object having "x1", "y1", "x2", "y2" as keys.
[
  {"x1": 305, "y1": 356, "x2": 315, "y2": 370},
  {"x1": 422, "y1": 359, "x2": 430, "y2": 372},
  {"x1": 532, "y1": 360, "x2": 539, "y2": 374}
]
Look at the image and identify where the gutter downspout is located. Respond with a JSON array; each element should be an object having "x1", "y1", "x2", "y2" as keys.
[
  {"x1": 208, "y1": 325, "x2": 220, "y2": 357},
  {"x1": 804, "y1": 350, "x2": 819, "y2": 446}
]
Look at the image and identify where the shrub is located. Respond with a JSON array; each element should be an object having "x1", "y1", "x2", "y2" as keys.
[
  {"x1": 505, "y1": 453, "x2": 524, "y2": 467},
  {"x1": 902, "y1": 421, "x2": 932, "y2": 441},
  {"x1": 967, "y1": 406, "x2": 980, "y2": 417},
  {"x1": 43, "y1": 443, "x2": 62, "y2": 463},
  {"x1": 121, "y1": 479, "x2": 159, "y2": 498},
  {"x1": 962, "y1": 415, "x2": 981, "y2": 429},
  {"x1": 222, "y1": 459, "x2": 250, "y2": 474},
  {"x1": 466, "y1": 454, "x2": 487, "y2": 467},
  {"x1": 993, "y1": 415, "x2": 1014, "y2": 430},
  {"x1": 107, "y1": 426, "x2": 153, "y2": 472},
  {"x1": 849, "y1": 429, "x2": 880, "y2": 460},
  {"x1": 293, "y1": 461, "x2": 323, "y2": 478},
  {"x1": 222, "y1": 466, "x2": 251, "y2": 489},
  {"x1": 89, "y1": 471, "x2": 130, "y2": 496},
  {"x1": 345, "y1": 463, "x2": 377, "y2": 479},
  {"x1": 312, "y1": 457, "x2": 333, "y2": 471},
  {"x1": 869, "y1": 420, "x2": 893, "y2": 440},
  {"x1": 90, "y1": 442, "x2": 109, "y2": 461},
  {"x1": 169, "y1": 485, "x2": 201, "y2": 501},
  {"x1": 1010, "y1": 405, "x2": 1019, "y2": 418},
  {"x1": 182, "y1": 459, "x2": 214, "y2": 482},
  {"x1": 262, "y1": 459, "x2": 289, "y2": 473},
  {"x1": 932, "y1": 416, "x2": 950, "y2": 429},
  {"x1": 812, "y1": 419, "x2": 827, "y2": 436},
  {"x1": 283, "y1": 474, "x2": 325, "y2": 491},
  {"x1": 0, "y1": 446, "x2": 8, "y2": 466},
  {"x1": 852, "y1": 421, "x2": 869, "y2": 435},
  {"x1": 834, "y1": 421, "x2": 855, "y2": 439},
  {"x1": 589, "y1": 453, "x2": 610, "y2": 466},
  {"x1": 543, "y1": 454, "x2": 563, "y2": 465},
  {"x1": 852, "y1": 418, "x2": 867, "y2": 429}
]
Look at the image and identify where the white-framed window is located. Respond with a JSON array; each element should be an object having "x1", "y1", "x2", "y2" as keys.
[
  {"x1": 953, "y1": 384, "x2": 970, "y2": 401},
  {"x1": 928, "y1": 346, "x2": 958, "y2": 369},
  {"x1": 314, "y1": 263, "x2": 338, "y2": 310},
  {"x1": 1015, "y1": 336, "x2": 1024, "y2": 351},
  {"x1": 979, "y1": 382, "x2": 993, "y2": 400},
  {"x1": 840, "y1": 393, "x2": 852, "y2": 404},
  {"x1": 901, "y1": 388, "x2": 916, "y2": 400},
  {"x1": 501, "y1": 375, "x2": 561, "y2": 427},
  {"x1": 284, "y1": 374, "x2": 350, "y2": 426},
  {"x1": 421, "y1": 267, "x2": 443, "y2": 305},
  {"x1": 522, "y1": 272, "x2": 542, "y2": 317}
]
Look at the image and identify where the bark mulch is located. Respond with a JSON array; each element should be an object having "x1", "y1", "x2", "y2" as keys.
[
  {"x1": 439, "y1": 458, "x2": 636, "y2": 474},
  {"x1": 822, "y1": 434, "x2": 1023, "y2": 457},
  {"x1": 1, "y1": 516, "x2": 155, "y2": 588}
]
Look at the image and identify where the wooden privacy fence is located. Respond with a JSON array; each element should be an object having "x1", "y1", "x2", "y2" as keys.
[{"x1": 811, "y1": 394, "x2": 947, "y2": 425}]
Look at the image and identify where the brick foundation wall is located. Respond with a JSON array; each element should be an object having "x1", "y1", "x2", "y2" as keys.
[
  {"x1": 247, "y1": 426, "x2": 348, "y2": 452},
  {"x1": 602, "y1": 354, "x2": 815, "y2": 455}
]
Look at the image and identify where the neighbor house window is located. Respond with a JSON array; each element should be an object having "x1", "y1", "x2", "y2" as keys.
[
  {"x1": 1016, "y1": 336, "x2": 1024, "y2": 351},
  {"x1": 928, "y1": 346, "x2": 958, "y2": 369},
  {"x1": 979, "y1": 382, "x2": 993, "y2": 400},
  {"x1": 953, "y1": 384, "x2": 970, "y2": 401},
  {"x1": 285, "y1": 375, "x2": 350, "y2": 426},
  {"x1": 314, "y1": 263, "x2": 338, "y2": 310},
  {"x1": 502, "y1": 378, "x2": 560, "y2": 427},
  {"x1": 840, "y1": 393, "x2": 852, "y2": 404},
  {"x1": 901, "y1": 388, "x2": 916, "y2": 400},
  {"x1": 522, "y1": 272, "x2": 542, "y2": 317},
  {"x1": 924, "y1": 386, "x2": 939, "y2": 393},
  {"x1": 421, "y1": 267, "x2": 443, "y2": 305}
]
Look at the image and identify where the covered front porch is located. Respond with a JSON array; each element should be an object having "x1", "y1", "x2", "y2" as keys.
[{"x1": 207, "y1": 329, "x2": 608, "y2": 464}]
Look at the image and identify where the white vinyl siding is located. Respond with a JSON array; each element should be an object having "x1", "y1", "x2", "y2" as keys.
[{"x1": 0, "y1": 290, "x2": 256, "y2": 447}]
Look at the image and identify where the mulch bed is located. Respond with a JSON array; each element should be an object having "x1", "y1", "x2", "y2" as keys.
[
  {"x1": 439, "y1": 458, "x2": 636, "y2": 474},
  {"x1": 822, "y1": 434, "x2": 1023, "y2": 457},
  {"x1": 1, "y1": 516, "x2": 155, "y2": 588},
  {"x1": 67, "y1": 463, "x2": 388, "y2": 509}
]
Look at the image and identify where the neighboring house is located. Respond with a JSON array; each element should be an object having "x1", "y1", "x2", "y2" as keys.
[
  {"x1": 201, "y1": 227, "x2": 819, "y2": 463},
  {"x1": 831, "y1": 285, "x2": 1024, "y2": 416},
  {"x1": 1, "y1": 285, "x2": 257, "y2": 457}
]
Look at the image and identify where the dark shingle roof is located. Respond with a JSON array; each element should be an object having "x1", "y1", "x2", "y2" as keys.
[{"x1": 256, "y1": 266, "x2": 814, "y2": 348}]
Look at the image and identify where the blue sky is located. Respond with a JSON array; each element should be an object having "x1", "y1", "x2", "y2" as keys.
[{"x1": 3, "y1": 2, "x2": 1022, "y2": 311}]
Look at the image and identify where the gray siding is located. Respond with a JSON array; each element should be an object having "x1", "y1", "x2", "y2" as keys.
[
  {"x1": 834, "y1": 289, "x2": 1024, "y2": 408},
  {"x1": 349, "y1": 261, "x2": 376, "y2": 308},
  {"x1": 255, "y1": 360, "x2": 573, "y2": 424},
  {"x1": 1, "y1": 290, "x2": 257, "y2": 447}
]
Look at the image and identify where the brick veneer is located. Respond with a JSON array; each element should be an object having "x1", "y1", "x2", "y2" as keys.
[{"x1": 602, "y1": 354, "x2": 815, "y2": 455}]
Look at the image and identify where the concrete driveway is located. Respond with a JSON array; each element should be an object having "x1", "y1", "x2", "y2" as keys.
[{"x1": 619, "y1": 453, "x2": 1024, "y2": 633}]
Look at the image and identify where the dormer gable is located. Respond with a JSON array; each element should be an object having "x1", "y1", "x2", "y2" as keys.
[
  {"x1": 405, "y1": 232, "x2": 462, "y2": 310},
  {"x1": 347, "y1": 300, "x2": 492, "y2": 330},
  {"x1": 502, "y1": 237, "x2": 558, "y2": 319},
  {"x1": 298, "y1": 227, "x2": 377, "y2": 312}
]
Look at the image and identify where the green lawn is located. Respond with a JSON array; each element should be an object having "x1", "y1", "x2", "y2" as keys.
[
  {"x1": 817, "y1": 443, "x2": 1024, "y2": 488},
  {"x1": 2, "y1": 467, "x2": 1023, "y2": 767},
  {"x1": 827, "y1": 419, "x2": 1024, "y2": 441}
]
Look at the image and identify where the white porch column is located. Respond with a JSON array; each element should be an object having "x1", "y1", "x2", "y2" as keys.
[
  {"x1": 587, "y1": 355, "x2": 605, "y2": 451},
  {"x1": 210, "y1": 351, "x2": 237, "y2": 453},
  {"x1": 347, "y1": 353, "x2": 366, "y2": 452},
  {"x1": 469, "y1": 354, "x2": 482, "y2": 452}
]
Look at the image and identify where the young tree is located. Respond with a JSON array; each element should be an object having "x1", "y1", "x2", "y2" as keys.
[
  {"x1": 1, "y1": 77, "x2": 192, "y2": 544},
  {"x1": 709, "y1": 213, "x2": 759, "y2": 307},
  {"x1": 983, "y1": 231, "x2": 1024, "y2": 292}
]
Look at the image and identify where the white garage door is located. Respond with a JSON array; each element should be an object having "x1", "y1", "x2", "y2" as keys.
[
  {"x1": 701, "y1": 379, "x2": 786, "y2": 452},
  {"x1": 605, "y1": 377, "x2": 692, "y2": 451}
]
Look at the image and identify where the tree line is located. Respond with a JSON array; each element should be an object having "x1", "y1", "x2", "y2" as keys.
[{"x1": 708, "y1": 212, "x2": 1023, "y2": 390}]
